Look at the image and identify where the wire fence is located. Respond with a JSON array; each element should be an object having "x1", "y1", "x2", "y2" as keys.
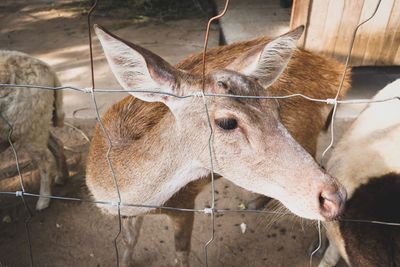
[{"x1": 0, "y1": 0, "x2": 399, "y2": 266}]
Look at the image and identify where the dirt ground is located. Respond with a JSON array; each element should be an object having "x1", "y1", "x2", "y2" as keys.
[{"x1": 0, "y1": 1, "x2": 350, "y2": 267}]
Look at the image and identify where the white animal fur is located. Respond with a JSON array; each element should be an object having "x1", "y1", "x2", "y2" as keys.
[
  {"x1": 0, "y1": 50, "x2": 65, "y2": 210},
  {"x1": 319, "y1": 79, "x2": 400, "y2": 267}
]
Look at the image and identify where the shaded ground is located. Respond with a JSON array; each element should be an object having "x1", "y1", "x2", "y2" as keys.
[
  {"x1": 0, "y1": 0, "x2": 219, "y2": 118},
  {"x1": 0, "y1": 1, "x2": 359, "y2": 266}
]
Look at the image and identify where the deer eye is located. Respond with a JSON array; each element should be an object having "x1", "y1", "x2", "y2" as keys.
[
  {"x1": 215, "y1": 118, "x2": 238, "y2": 131},
  {"x1": 217, "y1": 81, "x2": 228, "y2": 89}
]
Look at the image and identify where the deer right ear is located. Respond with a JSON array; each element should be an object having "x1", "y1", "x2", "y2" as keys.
[{"x1": 94, "y1": 25, "x2": 187, "y2": 110}]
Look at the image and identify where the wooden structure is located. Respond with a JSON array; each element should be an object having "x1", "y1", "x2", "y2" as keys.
[{"x1": 290, "y1": 0, "x2": 400, "y2": 66}]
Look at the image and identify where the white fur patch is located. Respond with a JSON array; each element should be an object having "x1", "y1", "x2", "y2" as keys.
[
  {"x1": 321, "y1": 79, "x2": 400, "y2": 267},
  {"x1": 327, "y1": 79, "x2": 400, "y2": 197}
]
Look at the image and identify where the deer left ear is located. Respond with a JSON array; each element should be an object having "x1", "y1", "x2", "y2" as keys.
[{"x1": 228, "y1": 26, "x2": 304, "y2": 88}]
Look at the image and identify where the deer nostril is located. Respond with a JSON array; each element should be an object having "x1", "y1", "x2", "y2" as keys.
[
  {"x1": 319, "y1": 187, "x2": 347, "y2": 221},
  {"x1": 319, "y1": 194, "x2": 325, "y2": 207}
]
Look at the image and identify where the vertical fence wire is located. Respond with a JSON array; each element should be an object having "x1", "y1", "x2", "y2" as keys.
[
  {"x1": 320, "y1": 0, "x2": 383, "y2": 166},
  {"x1": 201, "y1": 1, "x2": 230, "y2": 265},
  {"x1": 0, "y1": 112, "x2": 34, "y2": 267},
  {"x1": 309, "y1": 220, "x2": 321, "y2": 267},
  {"x1": 312, "y1": 1, "x2": 383, "y2": 266},
  {"x1": 86, "y1": 1, "x2": 123, "y2": 266}
]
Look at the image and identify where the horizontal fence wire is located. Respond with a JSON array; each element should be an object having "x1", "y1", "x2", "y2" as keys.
[
  {"x1": 0, "y1": 83, "x2": 399, "y2": 104},
  {"x1": 0, "y1": 190, "x2": 399, "y2": 225},
  {"x1": 1, "y1": 0, "x2": 400, "y2": 266},
  {"x1": 0, "y1": 190, "x2": 399, "y2": 224}
]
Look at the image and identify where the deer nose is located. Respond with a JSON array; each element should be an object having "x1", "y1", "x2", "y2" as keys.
[{"x1": 319, "y1": 185, "x2": 347, "y2": 221}]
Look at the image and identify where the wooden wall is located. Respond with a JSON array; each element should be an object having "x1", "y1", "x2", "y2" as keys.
[{"x1": 290, "y1": 0, "x2": 400, "y2": 66}]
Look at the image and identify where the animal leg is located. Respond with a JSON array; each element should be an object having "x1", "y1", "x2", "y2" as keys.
[
  {"x1": 165, "y1": 181, "x2": 203, "y2": 267},
  {"x1": 48, "y1": 132, "x2": 68, "y2": 185},
  {"x1": 121, "y1": 216, "x2": 144, "y2": 267},
  {"x1": 157, "y1": 178, "x2": 209, "y2": 266},
  {"x1": 168, "y1": 211, "x2": 194, "y2": 267},
  {"x1": 26, "y1": 145, "x2": 57, "y2": 210},
  {"x1": 318, "y1": 243, "x2": 340, "y2": 267}
]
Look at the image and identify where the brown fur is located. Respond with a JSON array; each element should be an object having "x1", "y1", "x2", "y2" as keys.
[
  {"x1": 102, "y1": 97, "x2": 169, "y2": 143},
  {"x1": 93, "y1": 37, "x2": 350, "y2": 158},
  {"x1": 178, "y1": 37, "x2": 349, "y2": 155},
  {"x1": 88, "y1": 35, "x2": 351, "y2": 266}
]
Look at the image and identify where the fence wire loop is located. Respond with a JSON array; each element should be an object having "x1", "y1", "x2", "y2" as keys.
[
  {"x1": 203, "y1": 207, "x2": 214, "y2": 214},
  {"x1": 326, "y1": 98, "x2": 336, "y2": 105},
  {"x1": 192, "y1": 90, "x2": 206, "y2": 98},
  {"x1": 83, "y1": 87, "x2": 94, "y2": 93}
]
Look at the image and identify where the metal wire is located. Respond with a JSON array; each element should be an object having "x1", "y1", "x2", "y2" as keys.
[
  {"x1": 309, "y1": 1, "x2": 384, "y2": 264},
  {"x1": 338, "y1": 218, "x2": 400, "y2": 226},
  {"x1": 201, "y1": 0, "x2": 230, "y2": 93},
  {"x1": 320, "y1": 0, "x2": 383, "y2": 166},
  {"x1": 0, "y1": 114, "x2": 25, "y2": 193},
  {"x1": 0, "y1": 190, "x2": 293, "y2": 215},
  {"x1": 0, "y1": 112, "x2": 34, "y2": 267},
  {"x1": 309, "y1": 220, "x2": 321, "y2": 267},
  {"x1": 0, "y1": 83, "x2": 397, "y2": 105},
  {"x1": 0, "y1": 191, "x2": 204, "y2": 212},
  {"x1": 86, "y1": 1, "x2": 123, "y2": 266},
  {"x1": 1, "y1": 59, "x2": 399, "y2": 267},
  {"x1": 201, "y1": 1, "x2": 230, "y2": 265},
  {"x1": 88, "y1": 0, "x2": 98, "y2": 90},
  {"x1": 88, "y1": 87, "x2": 123, "y2": 266},
  {"x1": 1, "y1": 0, "x2": 400, "y2": 266},
  {"x1": 201, "y1": 93, "x2": 217, "y2": 267},
  {"x1": 0, "y1": 88, "x2": 398, "y2": 267},
  {"x1": 306, "y1": 1, "x2": 384, "y2": 263},
  {"x1": 1, "y1": 190, "x2": 400, "y2": 226}
]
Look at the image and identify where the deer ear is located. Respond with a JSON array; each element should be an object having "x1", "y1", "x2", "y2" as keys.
[
  {"x1": 94, "y1": 25, "x2": 187, "y2": 109},
  {"x1": 228, "y1": 26, "x2": 304, "y2": 88}
]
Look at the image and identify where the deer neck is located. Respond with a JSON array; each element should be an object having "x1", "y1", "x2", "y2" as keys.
[{"x1": 113, "y1": 109, "x2": 209, "y2": 215}]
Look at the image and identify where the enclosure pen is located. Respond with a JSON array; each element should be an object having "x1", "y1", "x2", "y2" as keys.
[{"x1": 0, "y1": 0, "x2": 399, "y2": 267}]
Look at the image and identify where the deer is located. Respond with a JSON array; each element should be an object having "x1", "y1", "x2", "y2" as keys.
[
  {"x1": 0, "y1": 50, "x2": 68, "y2": 210},
  {"x1": 318, "y1": 79, "x2": 400, "y2": 267},
  {"x1": 86, "y1": 25, "x2": 350, "y2": 266}
]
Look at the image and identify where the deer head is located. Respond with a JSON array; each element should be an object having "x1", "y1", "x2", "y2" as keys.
[{"x1": 94, "y1": 25, "x2": 345, "y2": 221}]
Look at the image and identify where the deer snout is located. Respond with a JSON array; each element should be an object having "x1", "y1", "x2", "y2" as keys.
[{"x1": 319, "y1": 185, "x2": 347, "y2": 221}]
